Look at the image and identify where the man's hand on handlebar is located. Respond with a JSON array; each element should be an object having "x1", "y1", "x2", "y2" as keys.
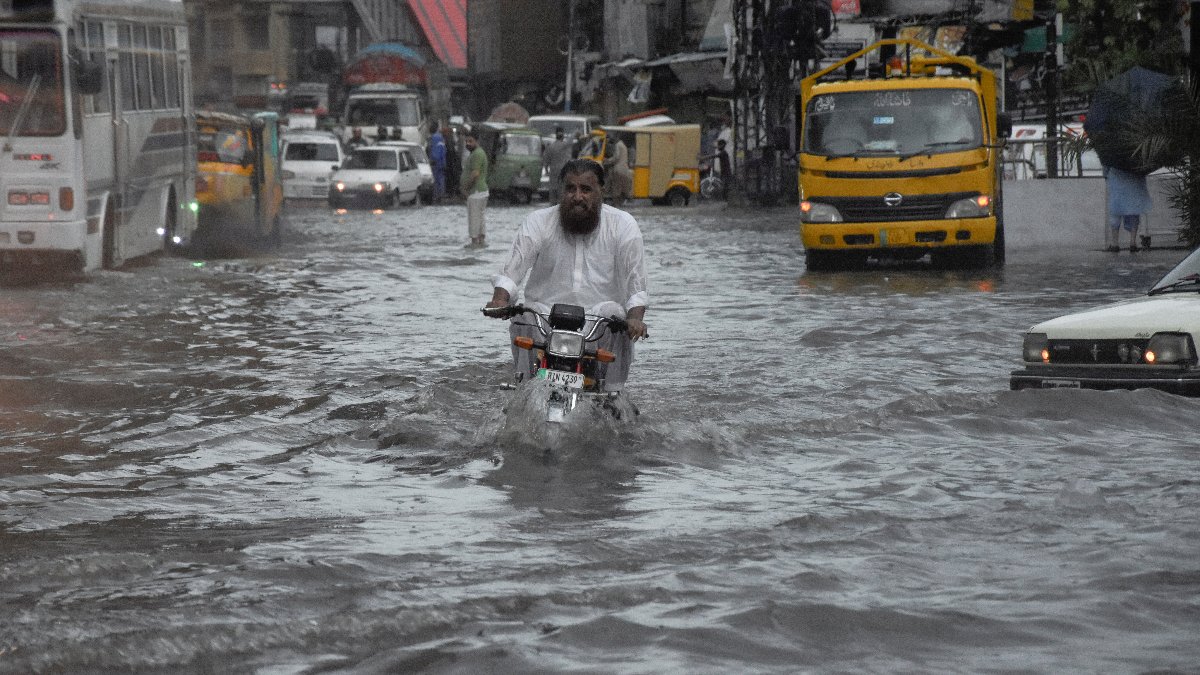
[
  {"x1": 483, "y1": 287, "x2": 511, "y2": 318},
  {"x1": 626, "y1": 318, "x2": 648, "y2": 341}
]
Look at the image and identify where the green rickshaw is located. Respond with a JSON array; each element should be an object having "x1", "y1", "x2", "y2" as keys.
[{"x1": 476, "y1": 122, "x2": 543, "y2": 204}]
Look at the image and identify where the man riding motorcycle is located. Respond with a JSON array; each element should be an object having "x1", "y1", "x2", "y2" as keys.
[{"x1": 484, "y1": 159, "x2": 648, "y2": 391}]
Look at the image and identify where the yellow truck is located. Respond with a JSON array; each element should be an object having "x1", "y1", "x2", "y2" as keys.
[{"x1": 797, "y1": 39, "x2": 1011, "y2": 269}]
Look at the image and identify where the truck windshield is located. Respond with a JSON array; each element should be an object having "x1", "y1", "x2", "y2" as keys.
[
  {"x1": 0, "y1": 29, "x2": 66, "y2": 137},
  {"x1": 346, "y1": 97, "x2": 421, "y2": 127},
  {"x1": 804, "y1": 88, "x2": 982, "y2": 157}
]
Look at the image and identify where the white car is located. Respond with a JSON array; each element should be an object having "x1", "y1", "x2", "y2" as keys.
[
  {"x1": 328, "y1": 145, "x2": 422, "y2": 209},
  {"x1": 378, "y1": 140, "x2": 434, "y2": 203},
  {"x1": 1011, "y1": 247, "x2": 1200, "y2": 395},
  {"x1": 281, "y1": 131, "x2": 345, "y2": 199}
]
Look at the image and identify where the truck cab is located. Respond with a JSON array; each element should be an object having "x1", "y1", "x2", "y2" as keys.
[
  {"x1": 339, "y1": 83, "x2": 426, "y2": 147},
  {"x1": 798, "y1": 39, "x2": 1010, "y2": 269}
]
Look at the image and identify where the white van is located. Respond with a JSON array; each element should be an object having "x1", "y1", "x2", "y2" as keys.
[
  {"x1": 528, "y1": 113, "x2": 600, "y2": 148},
  {"x1": 281, "y1": 130, "x2": 346, "y2": 200}
]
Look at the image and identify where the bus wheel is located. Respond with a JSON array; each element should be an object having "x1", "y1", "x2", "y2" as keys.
[{"x1": 667, "y1": 187, "x2": 690, "y2": 207}]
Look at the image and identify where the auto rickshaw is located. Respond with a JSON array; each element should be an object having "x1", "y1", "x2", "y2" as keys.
[
  {"x1": 474, "y1": 122, "x2": 543, "y2": 204},
  {"x1": 195, "y1": 111, "x2": 285, "y2": 252},
  {"x1": 579, "y1": 124, "x2": 701, "y2": 206}
]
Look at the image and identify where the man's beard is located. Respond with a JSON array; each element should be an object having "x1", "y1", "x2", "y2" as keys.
[{"x1": 559, "y1": 200, "x2": 600, "y2": 235}]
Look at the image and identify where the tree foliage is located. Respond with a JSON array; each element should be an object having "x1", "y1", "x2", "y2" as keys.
[
  {"x1": 1060, "y1": 0, "x2": 1185, "y2": 92},
  {"x1": 1061, "y1": 0, "x2": 1199, "y2": 245}
]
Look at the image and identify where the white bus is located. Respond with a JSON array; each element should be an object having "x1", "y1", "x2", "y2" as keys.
[{"x1": 0, "y1": 0, "x2": 196, "y2": 274}]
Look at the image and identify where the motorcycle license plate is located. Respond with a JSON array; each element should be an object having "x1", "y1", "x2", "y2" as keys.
[{"x1": 538, "y1": 368, "x2": 583, "y2": 390}]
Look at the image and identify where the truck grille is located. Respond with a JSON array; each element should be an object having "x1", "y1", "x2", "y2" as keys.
[{"x1": 818, "y1": 192, "x2": 977, "y2": 223}]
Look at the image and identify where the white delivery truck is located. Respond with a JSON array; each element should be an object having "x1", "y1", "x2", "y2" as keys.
[{"x1": 339, "y1": 83, "x2": 427, "y2": 146}]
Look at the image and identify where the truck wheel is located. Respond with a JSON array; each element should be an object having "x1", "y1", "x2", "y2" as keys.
[{"x1": 667, "y1": 187, "x2": 690, "y2": 207}]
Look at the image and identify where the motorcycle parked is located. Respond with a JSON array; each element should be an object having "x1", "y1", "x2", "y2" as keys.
[{"x1": 482, "y1": 302, "x2": 636, "y2": 423}]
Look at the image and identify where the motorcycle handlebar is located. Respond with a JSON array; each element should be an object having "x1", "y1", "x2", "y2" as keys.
[{"x1": 481, "y1": 305, "x2": 632, "y2": 336}]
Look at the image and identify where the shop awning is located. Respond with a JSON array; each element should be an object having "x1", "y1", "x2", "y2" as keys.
[{"x1": 406, "y1": 0, "x2": 467, "y2": 70}]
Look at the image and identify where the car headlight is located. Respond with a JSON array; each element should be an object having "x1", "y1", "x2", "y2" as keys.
[
  {"x1": 945, "y1": 195, "x2": 991, "y2": 218},
  {"x1": 281, "y1": 170, "x2": 296, "y2": 179},
  {"x1": 373, "y1": 182, "x2": 388, "y2": 193},
  {"x1": 800, "y1": 201, "x2": 843, "y2": 223},
  {"x1": 1022, "y1": 332, "x2": 1049, "y2": 363},
  {"x1": 547, "y1": 331, "x2": 584, "y2": 358},
  {"x1": 1145, "y1": 332, "x2": 1196, "y2": 365}
]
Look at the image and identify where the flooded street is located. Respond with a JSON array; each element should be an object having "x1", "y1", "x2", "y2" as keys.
[{"x1": 2, "y1": 201, "x2": 1198, "y2": 673}]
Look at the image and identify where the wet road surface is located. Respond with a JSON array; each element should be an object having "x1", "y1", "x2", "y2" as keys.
[{"x1": 1, "y1": 200, "x2": 1198, "y2": 673}]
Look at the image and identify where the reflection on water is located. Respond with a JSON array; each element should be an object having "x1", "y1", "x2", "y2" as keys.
[{"x1": 1, "y1": 202, "x2": 1198, "y2": 672}]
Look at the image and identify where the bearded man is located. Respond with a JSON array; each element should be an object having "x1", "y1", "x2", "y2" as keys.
[{"x1": 484, "y1": 159, "x2": 648, "y2": 391}]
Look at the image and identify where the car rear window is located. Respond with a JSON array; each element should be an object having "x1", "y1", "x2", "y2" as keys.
[{"x1": 285, "y1": 142, "x2": 340, "y2": 162}]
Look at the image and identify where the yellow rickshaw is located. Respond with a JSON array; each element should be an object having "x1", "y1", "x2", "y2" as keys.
[
  {"x1": 195, "y1": 111, "x2": 285, "y2": 251},
  {"x1": 579, "y1": 124, "x2": 701, "y2": 206}
]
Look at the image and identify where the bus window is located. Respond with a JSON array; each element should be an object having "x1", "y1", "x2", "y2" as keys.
[{"x1": 0, "y1": 29, "x2": 66, "y2": 136}]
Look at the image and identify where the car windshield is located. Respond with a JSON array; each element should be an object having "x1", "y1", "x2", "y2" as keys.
[
  {"x1": 503, "y1": 133, "x2": 542, "y2": 156},
  {"x1": 803, "y1": 88, "x2": 983, "y2": 157},
  {"x1": 0, "y1": 29, "x2": 66, "y2": 137},
  {"x1": 1149, "y1": 248, "x2": 1200, "y2": 294},
  {"x1": 344, "y1": 149, "x2": 396, "y2": 170},
  {"x1": 284, "y1": 141, "x2": 340, "y2": 162}
]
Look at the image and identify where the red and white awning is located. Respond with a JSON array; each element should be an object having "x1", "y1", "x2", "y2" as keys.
[{"x1": 406, "y1": 0, "x2": 467, "y2": 70}]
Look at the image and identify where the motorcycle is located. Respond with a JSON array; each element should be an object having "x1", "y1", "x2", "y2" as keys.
[{"x1": 482, "y1": 302, "x2": 637, "y2": 424}]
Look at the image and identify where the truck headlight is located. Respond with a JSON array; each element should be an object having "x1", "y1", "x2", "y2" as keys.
[
  {"x1": 945, "y1": 195, "x2": 990, "y2": 218},
  {"x1": 1145, "y1": 332, "x2": 1195, "y2": 364},
  {"x1": 800, "y1": 201, "x2": 843, "y2": 223},
  {"x1": 1022, "y1": 332, "x2": 1049, "y2": 363}
]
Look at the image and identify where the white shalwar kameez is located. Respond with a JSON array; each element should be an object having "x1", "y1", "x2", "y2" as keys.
[{"x1": 492, "y1": 203, "x2": 649, "y2": 391}]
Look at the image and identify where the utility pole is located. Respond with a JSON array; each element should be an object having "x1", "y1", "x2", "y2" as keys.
[
  {"x1": 565, "y1": 0, "x2": 576, "y2": 112},
  {"x1": 1044, "y1": 11, "x2": 1061, "y2": 178}
]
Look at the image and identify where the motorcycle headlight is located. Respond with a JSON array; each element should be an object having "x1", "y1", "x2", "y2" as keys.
[
  {"x1": 1022, "y1": 332, "x2": 1049, "y2": 363},
  {"x1": 547, "y1": 331, "x2": 584, "y2": 358},
  {"x1": 335, "y1": 181, "x2": 345, "y2": 192},
  {"x1": 945, "y1": 195, "x2": 991, "y2": 218},
  {"x1": 800, "y1": 201, "x2": 843, "y2": 223},
  {"x1": 1145, "y1": 332, "x2": 1196, "y2": 365}
]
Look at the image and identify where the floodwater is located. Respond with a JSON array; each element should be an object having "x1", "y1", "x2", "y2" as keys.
[{"x1": 2, "y1": 200, "x2": 1198, "y2": 674}]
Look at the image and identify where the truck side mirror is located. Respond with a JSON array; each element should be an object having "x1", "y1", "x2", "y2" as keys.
[{"x1": 998, "y1": 112, "x2": 1013, "y2": 139}]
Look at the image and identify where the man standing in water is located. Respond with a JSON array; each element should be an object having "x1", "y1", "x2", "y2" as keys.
[
  {"x1": 461, "y1": 129, "x2": 489, "y2": 247},
  {"x1": 484, "y1": 159, "x2": 649, "y2": 391}
]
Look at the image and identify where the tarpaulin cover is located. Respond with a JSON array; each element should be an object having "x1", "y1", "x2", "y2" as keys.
[
  {"x1": 1084, "y1": 66, "x2": 1184, "y2": 175},
  {"x1": 343, "y1": 43, "x2": 427, "y2": 87},
  {"x1": 407, "y1": 0, "x2": 467, "y2": 70}
]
